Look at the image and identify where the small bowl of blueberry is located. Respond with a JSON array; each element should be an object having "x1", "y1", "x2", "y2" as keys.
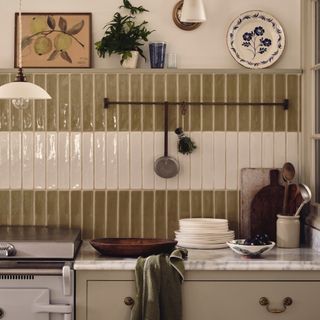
[{"x1": 227, "y1": 234, "x2": 275, "y2": 257}]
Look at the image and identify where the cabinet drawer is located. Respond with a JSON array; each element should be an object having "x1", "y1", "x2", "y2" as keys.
[{"x1": 182, "y1": 281, "x2": 320, "y2": 320}]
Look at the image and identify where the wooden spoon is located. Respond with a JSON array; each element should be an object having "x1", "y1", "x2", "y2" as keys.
[{"x1": 282, "y1": 162, "x2": 295, "y2": 214}]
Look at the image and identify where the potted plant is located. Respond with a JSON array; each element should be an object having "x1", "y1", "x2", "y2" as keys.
[{"x1": 95, "y1": 0, "x2": 154, "y2": 68}]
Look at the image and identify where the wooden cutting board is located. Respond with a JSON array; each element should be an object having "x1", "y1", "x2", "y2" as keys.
[{"x1": 250, "y1": 170, "x2": 284, "y2": 241}]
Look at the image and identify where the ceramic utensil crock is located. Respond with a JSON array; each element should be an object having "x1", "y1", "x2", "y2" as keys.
[{"x1": 276, "y1": 214, "x2": 300, "y2": 248}]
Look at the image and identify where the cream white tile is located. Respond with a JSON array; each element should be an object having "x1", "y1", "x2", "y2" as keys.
[
  {"x1": 142, "y1": 132, "x2": 154, "y2": 189},
  {"x1": 118, "y1": 132, "x2": 130, "y2": 189},
  {"x1": 46, "y1": 132, "x2": 57, "y2": 189},
  {"x1": 58, "y1": 132, "x2": 70, "y2": 189},
  {"x1": 213, "y1": 132, "x2": 226, "y2": 189},
  {"x1": 274, "y1": 132, "x2": 286, "y2": 168},
  {"x1": 238, "y1": 132, "x2": 250, "y2": 179},
  {"x1": 0, "y1": 132, "x2": 10, "y2": 189},
  {"x1": 250, "y1": 132, "x2": 262, "y2": 168},
  {"x1": 154, "y1": 132, "x2": 166, "y2": 190},
  {"x1": 130, "y1": 132, "x2": 142, "y2": 189},
  {"x1": 262, "y1": 132, "x2": 274, "y2": 168},
  {"x1": 10, "y1": 132, "x2": 22, "y2": 189},
  {"x1": 34, "y1": 132, "x2": 46, "y2": 189},
  {"x1": 286, "y1": 132, "x2": 299, "y2": 177},
  {"x1": 226, "y1": 132, "x2": 238, "y2": 189},
  {"x1": 106, "y1": 132, "x2": 118, "y2": 189},
  {"x1": 22, "y1": 132, "x2": 33, "y2": 189},
  {"x1": 202, "y1": 132, "x2": 214, "y2": 190},
  {"x1": 82, "y1": 132, "x2": 94, "y2": 190},
  {"x1": 70, "y1": 133, "x2": 81, "y2": 189},
  {"x1": 94, "y1": 132, "x2": 106, "y2": 189},
  {"x1": 166, "y1": 132, "x2": 179, "y2": 190},
  {"x1": 190, "y1": 132, "x2": 202, "y2": 189}
]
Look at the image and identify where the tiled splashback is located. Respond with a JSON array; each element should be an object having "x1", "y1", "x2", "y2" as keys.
[{"x1": 0, "y1": 71, "x2": 301, "y2": 239}]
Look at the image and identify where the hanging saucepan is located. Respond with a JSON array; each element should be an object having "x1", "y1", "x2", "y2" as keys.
[{"x1": 154, "y1": 102, "x2": 180, "y2": 178}]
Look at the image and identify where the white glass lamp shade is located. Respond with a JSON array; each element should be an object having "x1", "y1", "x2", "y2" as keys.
[{"x1": 180, "y1": 0, "x2": 206, "y2": 23}]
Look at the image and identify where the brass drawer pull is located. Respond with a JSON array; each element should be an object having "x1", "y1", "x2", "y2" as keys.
[
  {"x1": 124, "y1": 297, "x2": 135, "y2": 307},
  {"x1": 259, "y1": 297, "x2": 293, "y2": 313}
]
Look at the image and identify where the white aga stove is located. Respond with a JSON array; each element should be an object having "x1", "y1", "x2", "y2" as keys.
[{"x1": 0, "y1": 226, "x2": 81, "y2": 320}]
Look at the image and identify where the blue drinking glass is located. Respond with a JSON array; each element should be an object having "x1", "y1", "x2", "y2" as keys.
[{"x1": 149, "y1": 42, "x2": 166, "y2": 68}]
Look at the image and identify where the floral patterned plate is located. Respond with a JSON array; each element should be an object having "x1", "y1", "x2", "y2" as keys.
[{"x1": 227, "y1": 10, "x2": 285, "y2": 69}]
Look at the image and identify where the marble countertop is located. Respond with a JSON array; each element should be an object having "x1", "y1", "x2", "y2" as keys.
[{"x1": 74, "y1": 241, "x2": 320, "y2": 271}]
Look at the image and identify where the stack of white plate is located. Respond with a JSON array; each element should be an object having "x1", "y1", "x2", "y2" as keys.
[{"x1": 175, "y1": 218, "x2": 234, "y2": 249}]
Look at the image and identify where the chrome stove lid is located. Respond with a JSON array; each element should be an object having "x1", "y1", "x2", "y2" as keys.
[{"x1": 0, "y1": 226, "x2": 81, "y2": 260}]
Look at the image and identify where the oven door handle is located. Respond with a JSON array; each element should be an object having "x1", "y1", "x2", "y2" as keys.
[{"x1": 34, "y1": 303, "x2": 72, "y2": 320}]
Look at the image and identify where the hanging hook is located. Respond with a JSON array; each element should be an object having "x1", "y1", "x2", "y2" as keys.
[{"x1": 180, "y1": 101, "x2": 188, "y2": 116}]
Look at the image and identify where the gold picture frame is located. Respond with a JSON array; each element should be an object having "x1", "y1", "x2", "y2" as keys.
[{"x1": 15, "y1": 12, "x2": 92, "y2": 68}]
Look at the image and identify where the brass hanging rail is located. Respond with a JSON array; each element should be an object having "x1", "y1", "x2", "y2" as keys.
[{"x1": 103, "y1": 98, "x2": 289, "y2": 110}]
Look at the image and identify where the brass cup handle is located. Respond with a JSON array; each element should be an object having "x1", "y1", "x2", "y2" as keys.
[
  {"x1": 259, "y1": 297, "x2": 293, "y2": 313},
  {"x1": 124, "y1": 297, "x2": 135, "y2": 307}
]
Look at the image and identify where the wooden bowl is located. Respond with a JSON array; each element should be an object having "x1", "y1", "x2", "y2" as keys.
[{"x1": 89, "y1": 238, "x2": 178, "y2": 257}]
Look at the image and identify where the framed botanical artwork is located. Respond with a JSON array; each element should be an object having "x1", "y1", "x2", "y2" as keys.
[{"x1": 15, "y1": 12, "x2": 92, "y2": 68}]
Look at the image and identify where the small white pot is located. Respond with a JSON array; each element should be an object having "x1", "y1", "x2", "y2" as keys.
[{"x1": 122, "y1": 51, "x2": 139, "y2": 69}]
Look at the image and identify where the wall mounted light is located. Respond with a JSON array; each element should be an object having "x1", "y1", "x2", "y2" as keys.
[
  {"x1": 180, "y1": 0, "x2": 206, "y2": 23},
  {"x1": 0, "y1": 0, "x2": 51, "y2": 109}
]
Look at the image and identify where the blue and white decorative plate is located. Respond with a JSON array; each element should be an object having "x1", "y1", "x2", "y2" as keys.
[{"x1": 227, "y1": 10, "x2": 285, "y2": 69}]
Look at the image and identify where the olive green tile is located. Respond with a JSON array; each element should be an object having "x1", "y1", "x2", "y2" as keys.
[
  {"x1": 82, "y1": 74, "x2": 94, "y2": 131},
  {"x1": 22, "y1": 73, "x2": 34, "y2": 131},
  {"x1": 23, "y1": 190, "x2": 34, "y2": 225},
  {"x1": 191, "y1": 191, "x2": 202, "y2": 218},
  {"x1": 59, "y1": 191, "x2": 69, "y2": 227},
  {"x1": 239, "y1": 74, "x2": 250, "y2": 131},
  {"x1": 167, "y1": 191, "x2": 178, "y2": 239},
  {"x1": 94, "y1": 74, "x2": 106, "y2": 131},
  {"x1": 203, "y1": 191, "x2": 214, "y2": 218},
  {"x1": 202, "y1": 74, "x2": 213, "y2": 131},
  {"x1": 190, "y1": 75, "x2": 201, "y2": 131},
  {"x1": 47, "y1": 191, "x2": 58, "y2": 227},
  {"x1": 71, "y1": 191, "x2": 82, "y2": 230},
  {"x1": 155, "y1": 191, "x2": 166, "y2": 238},
  {"x1": 130, "y1": 74, "x2": 142, "y2": 131},
  {"x1": 179, "y1": 191, "x2": 190, "y2": 219},
  {"x1": 95, "y1": 191, "x2": 106, "y2": 238},
  {"x1": 166, "y1": 74, "x2": 178, "y2": 131},
  {"x1": 11, "y1": 191, "x2": 22, "y2": 225},
  {"x1": 250, "y1": 74, "x2": 262, "y2": 131},
  {"x1": 275, "y1": 75, "x2": 286, "y2": 131},
  {"x1": 263, "y1": 74, "x2": 274, "y2": 132},
  {"x1": 227, "y1": 191, "x2": 239, "y2": 236},
  {"x1": 178, "y1": 74, "x2": 190, "y2": 131},
  {"x1": 35, "y1": 191, "x2": 46, "y2": 226},
  {"x1": 0, "y1": 75, "x2": 10, "y2": 131},
  {"x1": 83, "y1": 191, "x2": 93, "y2": 239},
  {"x1": 227, "y1": 74, "x2": 237, "y2": 131},
  {"x1": 46, "y1": 74, "x2": 58, "y2": 131},
  {"x1": 119, "y1": 191, "x2": 130, "y2": 237},
  {"x1": 34, "y1": 74, "x2": 46, "y2": 131},
  {"x1": 155, "y1": 75, "x2": 165, "y2": 131},
  {"x1": 119, "y1": 74, "x2": 129, "y2": 131},
  {"x1": 131, "y1": 191, "x2": 142, "y2": 238},
  {"x1": 0, "y1": 191, "x2": 10, "y2": 225},
  {"x1": 287, "y1": 75, "x2": 299, "y2": 132},
  {"x1": 58, "y1": 74, "x2": 70, "y2": 131},
  {"x1": 143, "y1": 191, "x2": 154, "y2": 238},
  {"x1": 142, "y1": 74, "x2": 154, "y2": 131},
  {"x1": 106, "y1": 74, "x2": 118, "y2": 131},
  {"x1": 70, "y1": 74, "x2": 82, "y2": 131},
  {"x1": 214, "y1": 191, "x2": 226, "y2": 219},
  {"x1": 106, "y1": 191, "x2": 118, "y2": 237},
  {"x1": 214, "y1": 74, "x2": 225, "y2": 131}
]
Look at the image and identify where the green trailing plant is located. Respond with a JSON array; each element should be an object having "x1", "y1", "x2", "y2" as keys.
[
  {"x1": 95, "y1": 0, "x2": 153, "y2": 65},
  {"x1": 175, "y1": 127, "x2": 197, "y2": 155}
]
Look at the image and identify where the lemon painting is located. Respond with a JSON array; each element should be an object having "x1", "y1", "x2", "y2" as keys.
[{"x1": 15, "y1": 13, "x2": 91, "y2": 68}]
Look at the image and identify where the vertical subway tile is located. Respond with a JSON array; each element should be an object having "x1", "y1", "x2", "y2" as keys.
[
  {"x1": 23, "y1": 190, "x2": 34, "y2": 225},
  {"x1": 143, "y1": 191, "x2": 154, "y2": 238},
  {"x1": 106, "y1": 132, "x2": 118, "y2": 189},
  {"x1": 82, "y1": 133, "x2": 94, "y2": 190},
  {"x1": 106, "y1": 74, "x2": 118, "y2": 131},
  {"x1": 0, "y1": 75, "x2": 10, "y2": 131},
  {"x1": 34, "y1": 132, "x2": 46, "y2": 189},
  {"x1": 10, "y1": 77, "x2": 21, "y2": 131},
  {"x1": 83, "y1": 191, "x2": 93, "y2": 239},
  {"x1": 82, "y1": 74, "x2": 94, "y2": 131},
  {"x1": 70, "y1": 133, "x2": 81, "y2": 189},
  {"x1": 0, "y1": 191, "x2": 10, "y2": 225},
  {"x1": 203, "y1": 191, "x2": 214, "y2": 218},
  {"x1": 227, "y1": 191, "x2": 239, "y2": 236},
  {"x1": 190, "y1": 74, "x2": 201, "y2": 131},
  {"x1": 130, "y1": 74, "x2": 142, "y2": 131},
  {"x1": 226, "y1": 132, "x2": 238, "y2": 189},
  {"x1": 214, "y1": 132, "x2": 226, "y2": 189},
  {"x1": 214, "y1": 190, "x2": 226, "y2": 219},
  {"x1": 58, "y1": 132, "x2": 70, "y2": 189},
  {"x1": 22, "y1": 75, "x2": 33, "y2": 131},
  {"x1": 155, "y1": 75, "x2": 165, "y2": 131},
  {"x1": 167, "y1": 191, "x2": 178, "y2": 239},
  {"x1": 59, "y1": 191, "x2": 70, "y2": 227},
  {"x1": 94, "y1": 74, "x2": 106, "y2": 131},
  {"x1": 191, "y1": 191, "x2": 202, "y2": 218},
  {"x1": 214, "y1": 74, "x2": 225, "y2": 131},
  {"x1": 178, "y1": 74, "x2": 189, "y2": 131},
  {"x1": 250, "y1": 132, "x2": 262, "y2": 167},
  {"x1": 142, "y1": 133, "x2": 154, "y2": 189},
  {"x1": 118, "y1": 132, "x2": 130, "y2": 189},
  {"x1": 190, "y1": 132, "x2": 202, "y2": 189},
  {"x1": 274, "y1": 132, "x2": 286, "y2": 167},
  {"x1": 34, "y1": 74, "x2": 46, "y2": 131},
  {"x1": 238, "y1": 132, "x2": 250, "y2": 179},
  {"x1": 94, "y1": 132, "x2": 106, "y2": 189},
  {"x1": 0, "y1": 133, "x2": 10, "y2": 189},
  {"x1": 130, "y1": 132, "x2": 142, "y2": 189},
  {"x1": 154, "y1": 132, "x2": 166, "y2": 190},
  {"x1": 178, "y1": 148, "x2": 190, "y2": 189},
  {"x1": 239, "y1": 74, "x2": 250, "y2": 131},
  {"x1": 46, "y1": 74, "x2": 58, "y2": 131},
  {"x1": 95, "y1": 191, "x2": 106, "y2": 238},
  {"x1": 179, "y1": 191, "x2": 190, "y2": 219},
  {"x1": 70, "y1": 74, "x2": 82, "y2": 131},
  {"x1": 119, "y1": 191, "x2": 130, "y2": 237},
  {"x1": 262, "y1": 74, "x2": 274, "y2": 131},
  {"x1": 202, "y1": 74, "x2": 213, "y2": 131},
  {"x1": 119, "y1": 74, "x2": 129, "y2": 131},
  {"x1": 166, "y1": 74, "x2": 178, "y2": 131},
  {"x1": 59, "y1": 74, "x2": 70, "y2": 131},
  {"x1": 11, "y1": 190, "x2": 22, "y2": 225},
  {"x1": 250, "y1": 74, "x2": 262, "y2": 131},
  {"x1": 107, "y1": 191, "x2": 118, "y2": 237},
  {"x1": 226, "y1": 74, "x2": 237, "y2": 131},
  {"x1": 166, "y1": 132, "x2": 179, "y2": 190},
  {"x1": 22, "y1": 132, "x2": 33, "y2": 189},
  {"x1": 10, "y1": 132, "x2": 22, "y2": 189},
  {"x1": 131, "y1": 191, "x2": 142, "y2": 238},
  {"x1": 47, "y1": 191, "x2": 58, "y2": 227},
  {"x1": 71, "y1": 191, "x2": 82, "y2": 230},
  {"x1": 202, "y1": 132, "x2": 214, "y2": 189},
  {"x1": 287, "y1": 133, "x2": 299, "y2": 169},
  {"x1": 142, "y1": 74, "x2": 154, "y2": 131},
  {"x1": 275, "y1": 74, "x2": 286, "y2": 131},
  {"x1": 35, "y1": 191, "x2": 46, "y2": 226},
  {"x1": 47, "y1": 132, "x2": 58, "y2": 189},
  {"x1": 287, "y1": 75, "x2": 299, "y2": 132},
  {"x1": 155, "y1": 191, "x2": 166, "y2": 238},
  {"x1": 262, "y1": 132, "x2": 274, "y2": 167}
]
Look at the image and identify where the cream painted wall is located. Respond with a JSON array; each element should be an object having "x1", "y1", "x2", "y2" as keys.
[{"x1": 0, "y1": 0, "x2": 301, "y2": 69}]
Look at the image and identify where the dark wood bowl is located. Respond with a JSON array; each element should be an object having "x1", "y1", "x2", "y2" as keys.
[{"x1": 89, "y1": 238, "x2": 178, "y2": 257}]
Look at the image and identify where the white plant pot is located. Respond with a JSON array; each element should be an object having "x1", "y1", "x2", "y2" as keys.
[{"x1": 122, "y1": 51, "x2": 139, "y2": 69}]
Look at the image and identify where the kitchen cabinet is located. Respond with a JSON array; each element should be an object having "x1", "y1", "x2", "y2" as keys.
[{"x1": 76, "y1": 270, "x2": 320, "y2": 320}]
